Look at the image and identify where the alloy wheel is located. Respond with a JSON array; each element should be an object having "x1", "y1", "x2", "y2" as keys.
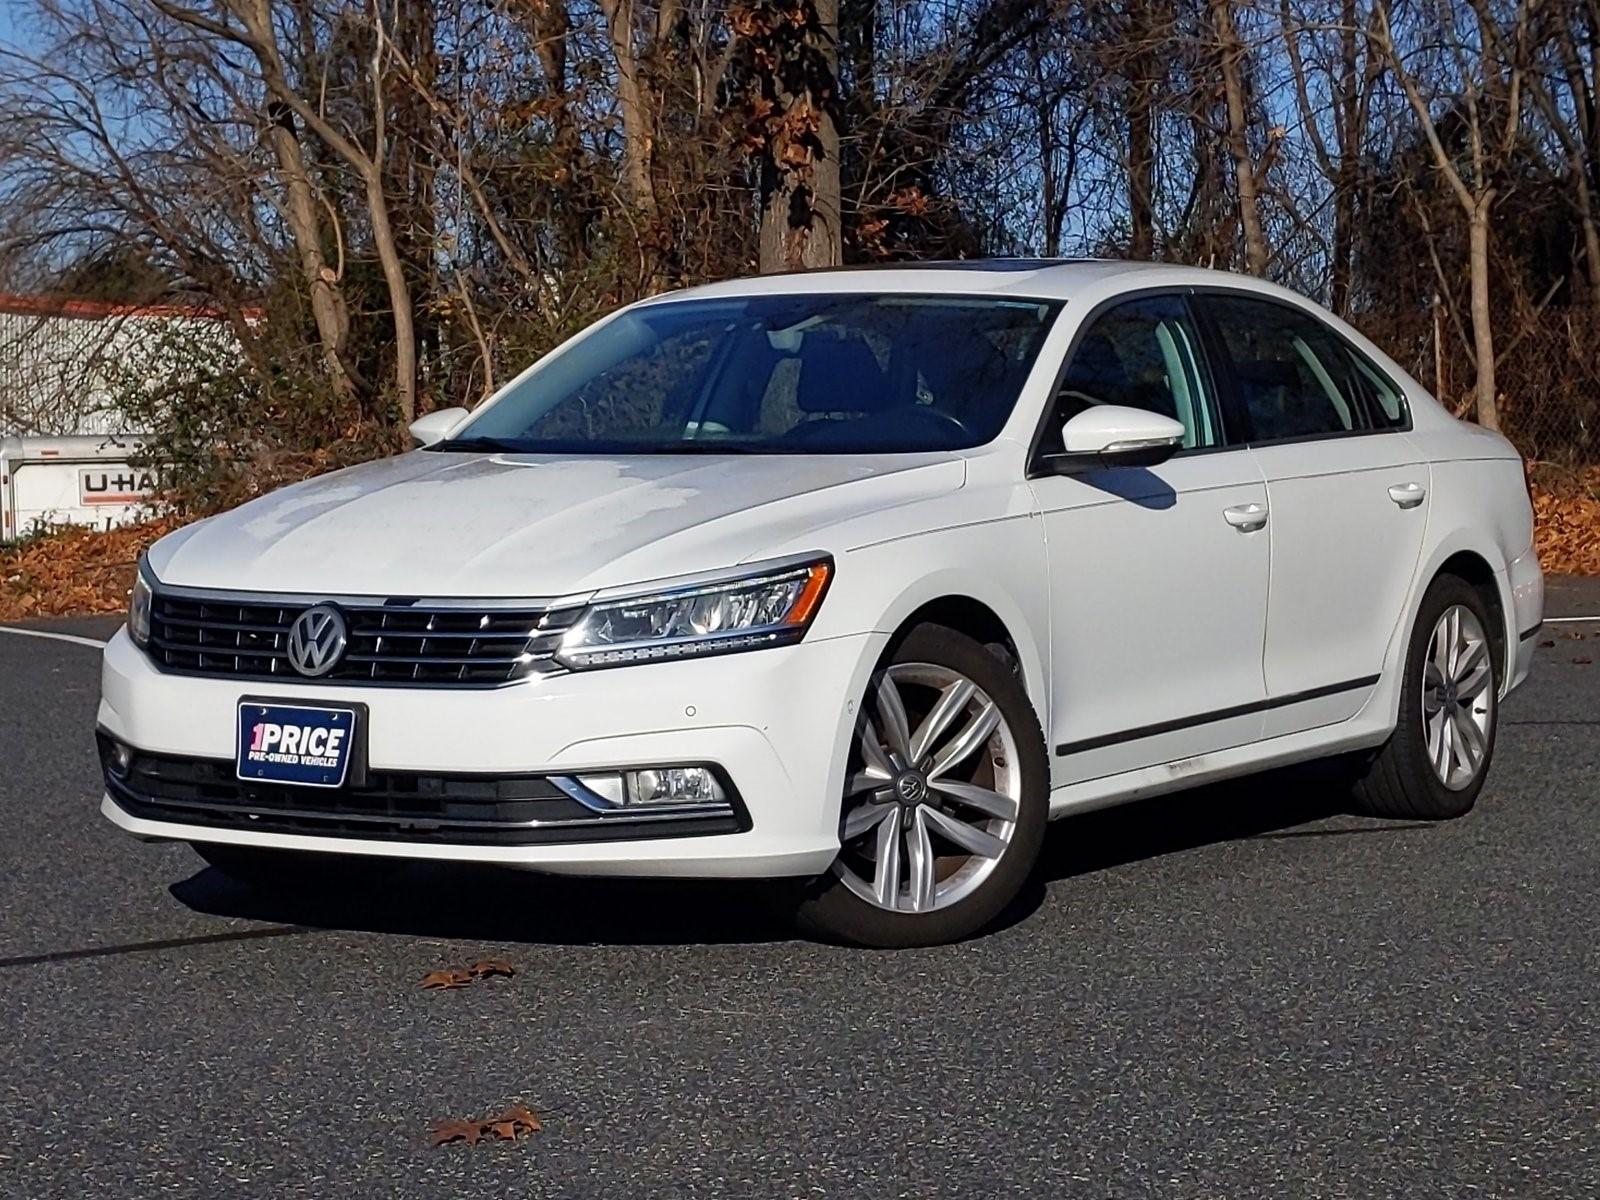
[
  {"x1": 835, "y1": 663, "x2": 1022, "y2": 914},
  {"x1": 1421, "y1": 603, "x2": 1495, "y2": 791}
]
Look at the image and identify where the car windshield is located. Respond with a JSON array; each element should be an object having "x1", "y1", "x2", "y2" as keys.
[{"x1": 436, "y1": 293, "x2": 1062, "y2": 454}]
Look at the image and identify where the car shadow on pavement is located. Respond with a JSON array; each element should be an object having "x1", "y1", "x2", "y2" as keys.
[
  {"x1": 170, "y1": 765, "x2": 1429, "y2": 948},
  {"x1": 171, "y1": 865, "x2": 790, "y2": 947}
]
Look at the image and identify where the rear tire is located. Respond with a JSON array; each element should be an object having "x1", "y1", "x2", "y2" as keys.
[
  {"x1": 1349, "y1": 574, "x2": 1499, "y2": 820},
  {"x1": 191, "y1": 843, "x2": 397, "y2": 891},
  {"x1": 788, "y1": 624, "x2": 1049, "y2": 947}
]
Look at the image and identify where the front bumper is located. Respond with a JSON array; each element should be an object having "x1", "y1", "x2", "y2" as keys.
[{"x1": 98, "y1": 627, "x2": 885, "y2": 878}]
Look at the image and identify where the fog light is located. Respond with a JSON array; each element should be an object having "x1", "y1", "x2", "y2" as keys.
[
  {"x1": 626, "y1": 766, "x2": 724, "y2": 806},
  {"x1": 103, "y1": 739, "x2": 133, "y2": 778}
]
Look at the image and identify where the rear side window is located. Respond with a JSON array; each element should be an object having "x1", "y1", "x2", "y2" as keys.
[{"x1": 1203, "y1": 294, "x2": 1403, "y2": 442}]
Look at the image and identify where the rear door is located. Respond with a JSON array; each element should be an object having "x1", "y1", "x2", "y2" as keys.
[
  {"x1": 1197, "y1": 292, "x2": 1428, "y2": 737},
  {"x1": 1029, "y1": 292, "x2": 1272, "y2": 786}
]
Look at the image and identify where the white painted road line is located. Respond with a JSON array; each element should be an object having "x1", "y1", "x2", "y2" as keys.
[{"x1": 0, "y1": 625, "x2": 109, "y2": 649}]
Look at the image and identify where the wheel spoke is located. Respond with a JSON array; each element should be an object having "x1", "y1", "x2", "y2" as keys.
[
  {"x1": 1453, "y1": 710, "x2": 1486, "y2": 771},
  {"x1": 906, "y1": 810, "x2": 936, "y2": 912},
  {"x1": 1428, "y1": 710, "x2": 1450, "y2": 778},
  {"x1": 875, "y1": 675, "x2": 913, "y2": 762},
  {"x1": 871, "y1": 815, "x2": 902, "y2": 909},
  {"x1": 927, "y1": 702, "x2": 1001, "y2": 779},
  {"x1": 846, "y1": 768, "x2": 890, "y2": 797},
  {"x1": 931, "y1": 778, "x2": 1018, "y2": 822},
  {"x1": 857, "y1": 718, "x2": 896, "y2": 778},
  {"x1": 843, "y1": 800, "x2": 894, "y2": 842},
  {"x1": 1453, "y1": 635, "x2": 1486, "y2": 680},
  {"x1": 1457, "y1": 656, "x2": 1492, "y2": 700},
  {"x1": 1431, "y1": 621, "x2": 1452, "y2": 682},
  {"x1": 922, "y1": 805, "x2": 1008, "y2": 859},
  {"x1": 909, "y1": 679, "x2": 977, "y2": 765}
]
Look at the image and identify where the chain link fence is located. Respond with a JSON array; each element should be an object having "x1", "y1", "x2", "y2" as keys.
[{"x1": 1355, "y1": 303, "x2": 1600, "y2": 472}]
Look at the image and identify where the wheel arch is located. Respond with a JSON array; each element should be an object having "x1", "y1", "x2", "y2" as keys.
[
  {"x1": 865, "y1": 573, "x2": 1050, "y2": 727},
  {"x1": 1402, "y1": 534, "x2": 1514, "y2": 686}
]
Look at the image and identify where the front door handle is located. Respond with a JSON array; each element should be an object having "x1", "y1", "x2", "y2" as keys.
[
  {"x1": 1223, "y1": 503, "x2": 1269, "y2": 532},
  {"x1": 1388, "y1": 482, "x2": 1427, "y2": 509}
]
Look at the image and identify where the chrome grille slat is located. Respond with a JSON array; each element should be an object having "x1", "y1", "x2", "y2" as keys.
[{"x1": 148, "y1": 591, "x2": 565, "y2": 688}]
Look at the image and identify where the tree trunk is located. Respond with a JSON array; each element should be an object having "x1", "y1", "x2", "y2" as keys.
[
  {"x1": 1126, "y1": 2, "x2": 1156, "y2": 260},
  {"x1": 758, "y1": 0, "x2": 843, "y2": 272},
  {"x1": 1330, "y1": 0, "x2": 1358, "y2": 314},
  {"x1": 600, "y1": 0, "x2": 659, "y2": 221},
  {"x1": 530, "y1": 0, "x2": 591, "y2": 260},
  {"x1": 1211, "y1": 0, "x2": 1267, "y2": 275},
  {"x1": 366, "y1": 168, "x2": 418, "y2": 424},
  {"x1": 263, "y1": 113, "x2": 357, "y2": 394},
  {"x1": 1468, "y1": 199, "x2": 1500, "y2": 430}
]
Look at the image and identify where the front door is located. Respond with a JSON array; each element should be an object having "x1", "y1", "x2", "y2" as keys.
[{"x1": 1029, "y1": 293, "x2": 1271, "y2": 787}]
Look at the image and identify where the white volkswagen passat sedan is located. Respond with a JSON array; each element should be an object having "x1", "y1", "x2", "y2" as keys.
[{"x1": 99, "y1": 260, "x2": 1543, "y2": 946}]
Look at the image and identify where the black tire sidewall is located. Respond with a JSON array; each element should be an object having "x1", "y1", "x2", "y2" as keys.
[
  {"x1": 1388, "y1": 575, "x2": 1500, "y2": 817},
  {"x1": 789, "y1": 624, "x2": 1050, "y2": 948}
]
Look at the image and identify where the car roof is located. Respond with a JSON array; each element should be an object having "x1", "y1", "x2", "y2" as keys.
[{"x1": 646, "y1": 258, "x2": 1303, "y2": 305}]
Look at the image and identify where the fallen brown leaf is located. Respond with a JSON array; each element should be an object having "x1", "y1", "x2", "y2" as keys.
[
  {"x1": 1539, "y1": 639, "x2": 1557, "y2": 648},
  {"x1": 485, "y1": 1105, "x2": 543, "y2": 1139},
  {"x1": 429, "y1": 1119, "x2": 483, "y2": 1147},
  {"x1": 420, "y1": 968, "x2": 474, "y2": 990},
  {"x1": 468, "y1": 958, "x2": 516, "y2": 980},
  {"x1": 1574, "y1": 656, "x2": 1593, "y2": 665},
  {"x1": 429, "y1": 1104, "x2": 544, "y2": 1148}
]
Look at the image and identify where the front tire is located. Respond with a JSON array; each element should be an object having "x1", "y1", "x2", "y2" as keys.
[
  {"x1": 790, "y1": 625, "x2": 1049, "y2": 947},
  {"x1": 1349, "y1": 574, "x2": 1500, "y2": 820}
]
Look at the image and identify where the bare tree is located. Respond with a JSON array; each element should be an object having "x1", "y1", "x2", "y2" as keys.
[{"x1": 1371, "y1": 0, "x2": 1536, "y2": 430}]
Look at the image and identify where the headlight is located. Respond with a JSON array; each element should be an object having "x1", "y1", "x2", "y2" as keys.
[
  {"x1": 128, "y1": 560, "x2": 154, "y2": 648},
  {"x1": 557, "y1": 556, "x2": 832, "y2": 670}
]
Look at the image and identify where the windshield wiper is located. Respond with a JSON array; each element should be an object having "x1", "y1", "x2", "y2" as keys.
[
  {"x1": 428, "y1": 436, "x2": 529, "y2": 453},
  {"x1": 641, "y1": 442, "x2": 770, "y2": 454}
]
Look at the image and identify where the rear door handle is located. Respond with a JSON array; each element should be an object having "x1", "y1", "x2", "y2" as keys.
[
  {"x1": 1223, "y1": 503, "x2": 1268, "y2": 532},
  {"x1": 1388, "y1": 482, "x2": 1427, "y2": 509}
]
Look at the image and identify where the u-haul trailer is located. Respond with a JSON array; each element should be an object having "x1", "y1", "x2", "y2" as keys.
[{"x1": 0, "y1": 434, "x2": 154, "y2": 542}]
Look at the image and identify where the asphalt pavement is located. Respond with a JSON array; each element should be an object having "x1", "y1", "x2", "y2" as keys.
[{"x1": 1, "y1": 584, "x2": 1598, "y2": 1198}]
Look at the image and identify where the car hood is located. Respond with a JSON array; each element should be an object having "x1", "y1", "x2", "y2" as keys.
[{"x1": 148, "y1": 450, "x2": 965, "y2": 597}]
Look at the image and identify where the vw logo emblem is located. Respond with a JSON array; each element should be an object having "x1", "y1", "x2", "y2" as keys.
[
  {"x1": 894, "y1": 772, "x2": 928, "y2": 805},
  {"x1": 286, "y1": 604, "x2": 348, "y2": 678}
]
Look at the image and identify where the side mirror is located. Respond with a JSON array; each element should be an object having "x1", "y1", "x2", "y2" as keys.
[
  {"x1": 1044, "y1": 405, "x2": 1186, "y2": 472},
  {"x1": 408, "y1": 406, "x2": 470, "y2": 448}
]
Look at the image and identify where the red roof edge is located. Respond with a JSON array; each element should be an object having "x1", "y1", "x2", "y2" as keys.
[{"x1": 0, "y1": 292, "x2": 265, "y2": 321}]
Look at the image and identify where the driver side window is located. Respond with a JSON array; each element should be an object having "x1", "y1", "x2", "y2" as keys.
[{"x1": 1039, "y1": 295, "x2": 1219, "y2": 454}]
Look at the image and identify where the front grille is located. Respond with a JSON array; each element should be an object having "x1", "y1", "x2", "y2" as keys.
[
  {"x1": 101, "y1": 740, "x2": 748, "y2": 846},
  {"x1": 148, "y1": 591, "x2": 582, "y2": 687}
]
